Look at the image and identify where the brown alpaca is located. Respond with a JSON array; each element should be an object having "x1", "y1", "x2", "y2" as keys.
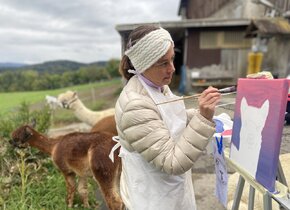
[
  {"x1": 10, "y1": 125, "x2": 123, "y2": 209},
  {"x1": 91, "y1": 115, "x2": 117, "y2": 135}
]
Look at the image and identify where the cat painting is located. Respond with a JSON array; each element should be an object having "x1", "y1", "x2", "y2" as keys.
[{"x1": 230, "y1": 97, "x2": 269, "y2": 178}]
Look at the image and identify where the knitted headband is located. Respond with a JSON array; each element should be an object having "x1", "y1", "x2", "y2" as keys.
[{"x1": 125, "y1": 27, "x2": 173, "y2": 74}]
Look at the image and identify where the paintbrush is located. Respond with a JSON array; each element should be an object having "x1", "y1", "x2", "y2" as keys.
[{"x1": 156, "y1": 86, "x2": 237, "y2": 105}]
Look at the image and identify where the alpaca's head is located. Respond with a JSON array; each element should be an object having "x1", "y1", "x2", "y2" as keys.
[
  {"x1": 58, "y1": 90, "x2": 78, "y2": 109},
  {"x1": 10, "y1": 125, "x2": 35, "y2": 148}
]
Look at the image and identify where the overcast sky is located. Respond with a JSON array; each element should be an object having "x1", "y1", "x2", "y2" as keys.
[{"x1": 0, "y1": 0, "x2": 180, "y2": 64}]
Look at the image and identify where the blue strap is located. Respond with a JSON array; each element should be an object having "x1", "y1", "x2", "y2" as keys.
[{"x1": 215, "y1": 135, "x2": 223, "y2": 155}]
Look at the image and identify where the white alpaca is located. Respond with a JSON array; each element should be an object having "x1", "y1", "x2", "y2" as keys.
[
  {"x1": 57, "y1": 90, "x2": 115, "y2": 126},
  {"x1": 45, "y1": 95, "x2": 62, "y2": 110},
  {"x1": 230, "y1": 97, "x2": 269, "y2": 178}
]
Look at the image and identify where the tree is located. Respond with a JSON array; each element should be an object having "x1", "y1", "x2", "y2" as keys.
[{"x1": 106, "y1": 59, "x2": 120, "y2": 78}]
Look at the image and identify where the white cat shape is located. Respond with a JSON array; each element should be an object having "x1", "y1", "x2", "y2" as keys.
[{"x1": 230, "y1": 97, "x2": 269, "y2": 178}]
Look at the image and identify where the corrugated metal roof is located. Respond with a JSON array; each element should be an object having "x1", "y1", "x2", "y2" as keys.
[
  {"x1": 245, "y1": 18, "x2": 290, "y2": 38},
  {"x1": 115, "y1": 18, "x2": 251, "y2": 34},
  {"x1": 178, "y1": 0, "x2": 188, "y2": 16}
]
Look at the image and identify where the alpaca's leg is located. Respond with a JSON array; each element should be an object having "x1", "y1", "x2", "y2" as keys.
[
  {"x1": 106, "y1": 164, "x2": 125, "y2": 210},
  {"x1": 101, "y1": 184, "x2": 124, "y2": 210},
  {"x1": 77, "y1": 176, "x2": 90, "y2": 208},
  {"x1": 95, "y1": 162, "x2": 124, "y2": 210},
  {"x1": 64, "y1": 174, "x2": 76, "y2": 208},
  {"x1": 89, "y1": 146, "x2": 124, "y2": 210},
  {"x1": 110, "y1": 164, "x2": 125, "y2": 210}
]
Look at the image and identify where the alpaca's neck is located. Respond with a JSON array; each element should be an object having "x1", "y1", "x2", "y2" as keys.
[
  {"x1": 29, "y1": 135, "x2": 58, "y2": 155},
  {"x1": 71, "y1": 99, "x2": 107, "y2": 126}
]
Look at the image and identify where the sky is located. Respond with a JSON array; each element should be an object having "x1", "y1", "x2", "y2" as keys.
[{"x1": 0, "y1": 0, "x2": 181, "y2": 64}]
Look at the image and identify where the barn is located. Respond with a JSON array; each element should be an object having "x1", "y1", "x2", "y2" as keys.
[{"x1": 116, "y1": 0, "x2": 290, "y2": 92}]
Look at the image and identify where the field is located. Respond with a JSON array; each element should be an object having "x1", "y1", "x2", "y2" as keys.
[
  {"x1": 0, "y1": 79, "x2": 122, "y2": 210},
  {"x1": 0, "y1": 79, "x2": 122, "y2": 116}
]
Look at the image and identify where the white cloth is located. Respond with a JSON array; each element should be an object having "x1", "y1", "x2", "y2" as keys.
[
  {"x1": 212, "y1": 113, "x2": 232, "y2": 207},
  {"x1": 119, "y1": 76, "x2": 196, "y2": 210},
  {"x1": 109, "y1": 136, "x2": 121, "y2": 163}
]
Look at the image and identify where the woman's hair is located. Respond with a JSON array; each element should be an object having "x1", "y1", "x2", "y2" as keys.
[{"x1": 119, "y1": 25, "x2": 159, "y2": 80}]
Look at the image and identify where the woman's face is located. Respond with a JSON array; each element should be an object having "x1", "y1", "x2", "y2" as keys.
[{"x1": 142, "y1": 44, "x2": 175, "y2": 87}]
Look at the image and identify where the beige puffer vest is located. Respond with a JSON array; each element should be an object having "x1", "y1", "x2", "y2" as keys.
[{"x1": 115, "y1": 76, "x2": 216, "y2": 175}]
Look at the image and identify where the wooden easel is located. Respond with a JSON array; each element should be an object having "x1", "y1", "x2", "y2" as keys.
[{"x1": 225, "y1": 150, "x2": 290, "y2": 210}]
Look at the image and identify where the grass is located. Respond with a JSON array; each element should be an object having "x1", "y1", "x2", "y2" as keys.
[
  {"x1": 0, "y1": 79, "x2": 121, "y2": 116},
  {"x1": 3, "y1": 158, "x2": 99, "y2": 210},
  {"x1": 0, "y1": 79, "x2": 122, "y2": 210}
]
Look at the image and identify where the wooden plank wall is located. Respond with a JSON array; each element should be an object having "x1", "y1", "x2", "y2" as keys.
[
  {"x1": 187, "y1": 0, "x2": 231, "y2": 18},
  {"x1": 186, "y1": 0, "x2": 290, "y2": 19},
  {"x1": 269, "y1": 0, "x2": 290, "y2": 12},
  {"x1": 187, "y1": 30, "x2": 221, "y2": 68}
]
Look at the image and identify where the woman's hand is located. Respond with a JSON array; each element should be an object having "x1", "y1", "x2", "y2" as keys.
[{"x1": 198, "y1": 86, "x2": 221, "y2": 121}]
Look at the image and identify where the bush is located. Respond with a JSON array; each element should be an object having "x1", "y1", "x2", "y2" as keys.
[
  {"x1": 0, "y1": 102, "x2": 51, "y2": 140},
  {"x1": 0, "y1": 102, "x2": 51, "y2": 209}
]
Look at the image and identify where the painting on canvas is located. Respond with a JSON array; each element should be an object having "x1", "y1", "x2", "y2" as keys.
[{"x1": 230, "y1": 78, "x2": 288, "y2": 192}]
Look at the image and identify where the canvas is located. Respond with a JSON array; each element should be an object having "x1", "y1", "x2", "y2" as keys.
[{"x1": 230, "y1": 78, "x2": 288, "y2": 192}]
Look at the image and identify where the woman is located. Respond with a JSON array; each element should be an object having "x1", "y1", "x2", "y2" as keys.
[{"x1": 114, "y1": 25, "x2": 220, "y2": 210}]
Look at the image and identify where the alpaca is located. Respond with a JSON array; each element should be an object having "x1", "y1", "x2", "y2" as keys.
[
  {"x1": 91, "y1": 115, "x2": 117, "y2": 135},
  {"x1": 57, "y1": 90, "x2": 115, "y2": 126},
  {"x1": 10, "y1": 125, "x2": 124, "y2": 209},
  {"x1": 45, "y1": 95, "x2": 62, "y2": 110},
  {"x1": 230, "y1": 97, "x2": 269, "y2": 178}
]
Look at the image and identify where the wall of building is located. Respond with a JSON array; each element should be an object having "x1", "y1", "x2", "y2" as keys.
[
  {"x1": 263, "y1": 37, "x2": 290, "y2": 77},
  {"x1": 182, "y1": 0, "x2": 290, "y2": 83},
  {"x1": 187, "y1": 0, "x2": 230, "y2": 18},
  {"x1": 185, "y1": 0, "x2": 289, "y2": 19},
  {"x1": 268, "y1": 0, "x2": 290, "y2": 13},
  {"x1": 221, "y1": 49, "x2": 249, "y2": 79},
  {"x1": 210, "y1": 0, "x2": 265, "y2": 18},
  {"x1": 186, "y1": 29, "x2": 221, "y2": 68}
]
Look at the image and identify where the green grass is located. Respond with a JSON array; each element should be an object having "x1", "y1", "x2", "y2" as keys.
[
  {"x1": 2, "y1": 159, "x2": 100, "y2": 210},
  {"x1": 0, "y1": 79, "x2": 121, "y2": 115},
  {"x1": 0, "y1": 79, "x2": 121, "y2": 210}
]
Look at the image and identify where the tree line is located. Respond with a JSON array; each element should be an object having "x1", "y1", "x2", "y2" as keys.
[{"x1": 0, "y1": 59, "x2": 120, "y2": 92}]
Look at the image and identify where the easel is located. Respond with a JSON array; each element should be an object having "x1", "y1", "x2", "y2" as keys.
[{"x1": 225, "y1": 149, "x2": 290, "y2": 210}]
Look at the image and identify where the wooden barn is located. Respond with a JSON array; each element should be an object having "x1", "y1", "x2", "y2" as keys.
[{"x1": 116, "y1": 0, "x2": 290, "y2": 92}]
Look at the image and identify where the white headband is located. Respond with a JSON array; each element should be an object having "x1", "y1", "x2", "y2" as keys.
[{"x1": 125, "y1": 27, "x2": 173, "y2": 74}]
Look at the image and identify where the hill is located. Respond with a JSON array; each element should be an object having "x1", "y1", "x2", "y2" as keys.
[
  {"x1": 0, "y1": 62, "x2": 27, "y2": 68},
  {"x1": 0, "y1": 60, "x2": 108, "y2": 74}
]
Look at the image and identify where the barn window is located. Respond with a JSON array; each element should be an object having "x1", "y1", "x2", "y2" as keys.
[{"x1": 200, "y1": 31, "x2": 251, "y2": 49}]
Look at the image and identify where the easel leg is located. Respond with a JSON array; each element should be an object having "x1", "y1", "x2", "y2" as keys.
[
  {"x1": 277, "y1": 159, "x2": 287, "y2": 187},
  {"x1": 231, "y1": 175, "x2": 245, "y2": 210},
  {"x1": 263, "y1": 192, "x2": 272, "y2": 210},
  {"x1": 248, "y1": 185, "x2": 255, "y2": 210},
  {"x1": 277, "y1": 159, "x2": 288, "y2": 210}
]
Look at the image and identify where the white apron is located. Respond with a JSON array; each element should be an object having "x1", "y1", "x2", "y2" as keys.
[{"x1": 119, "y1": 76, "x2": 196, "y2": 210}]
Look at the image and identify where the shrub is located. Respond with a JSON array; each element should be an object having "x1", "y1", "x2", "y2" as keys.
[{"x1": 0, "y1": 102, "x2": 51, "y2": 209}]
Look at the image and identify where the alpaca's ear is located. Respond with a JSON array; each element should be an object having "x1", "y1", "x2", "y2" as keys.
[
  {"x1": 25, "y1": 126, "x2": 33, "y2": 136},
  {"x1": 30, "y1": 118, "x2": 36, "y2": 128},
  {"x1": 73, "y1": 91, "x2": 77, "y2": 98}
]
